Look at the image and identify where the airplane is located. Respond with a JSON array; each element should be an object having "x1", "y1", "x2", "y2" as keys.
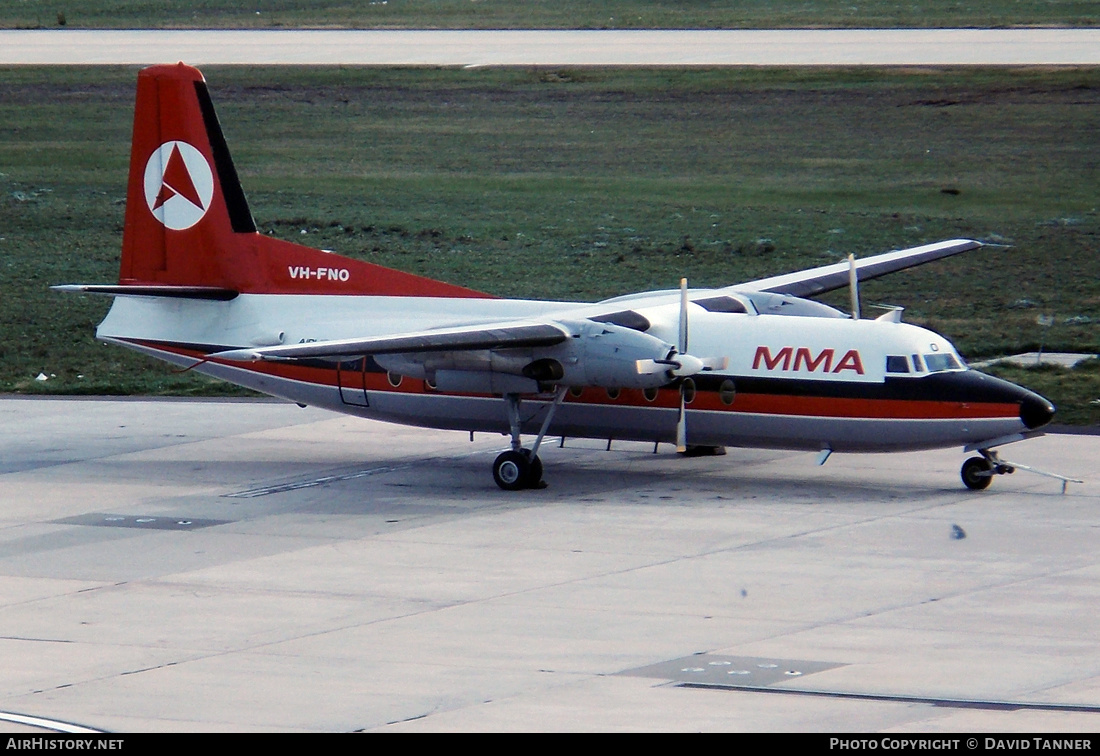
[{"x1": 55, "y1": 63, "x2": 1072, "y2": 492}]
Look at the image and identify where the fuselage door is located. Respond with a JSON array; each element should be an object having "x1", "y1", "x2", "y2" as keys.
[{"x1": 337, "y1": 357, "x2": 370, "y2": 406}]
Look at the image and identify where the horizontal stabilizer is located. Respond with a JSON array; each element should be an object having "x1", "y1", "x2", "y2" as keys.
[{"x1": 52, "y1": 284, "x2": 238, "y2": 300}]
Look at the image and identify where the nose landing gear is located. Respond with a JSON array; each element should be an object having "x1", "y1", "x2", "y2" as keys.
[
  {"x1": 961, "y1": 448, "x2": 1082, "y2": 492},
  {"x1": 960, "y1": 455, "x2": 1000, "y2": 490}
]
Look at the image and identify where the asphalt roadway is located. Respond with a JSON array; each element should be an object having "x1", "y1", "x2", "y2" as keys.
[
  {"x1": 0, "y1": 396, "x2": 1096, "y2": 732},
  {"x1": 2, "y1": 29, "x2": 1100, "y2": 65}
]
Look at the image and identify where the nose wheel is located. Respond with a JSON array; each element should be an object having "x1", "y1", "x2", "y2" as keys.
[
  {"x1": 961, "y1": 447, "x2": 1082, "y2": 493},
  {"x1": 961, "y1": 456, "x2": 995, "y2": 490}
]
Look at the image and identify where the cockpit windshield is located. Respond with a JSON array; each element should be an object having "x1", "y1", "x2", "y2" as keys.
[{"x1": 923, "y1": 353, "x2": 963, "y2": 372}]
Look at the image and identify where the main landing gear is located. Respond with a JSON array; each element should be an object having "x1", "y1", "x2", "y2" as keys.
[
  {"x1": 493, "y1": 388, "x2": 566, "y2": 491},
  {"x1": 961, "y1": 448, "x2": 1082, "y2": 493}
]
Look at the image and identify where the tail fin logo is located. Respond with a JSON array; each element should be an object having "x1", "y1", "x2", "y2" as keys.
[{"x1": 143, "y1": 141, "x2": 214, "y2": 230}]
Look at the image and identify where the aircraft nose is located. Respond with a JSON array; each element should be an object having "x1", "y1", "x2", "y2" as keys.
[{"x1": 1020, "y1": 392, "x2": 1056, "y2": 430}]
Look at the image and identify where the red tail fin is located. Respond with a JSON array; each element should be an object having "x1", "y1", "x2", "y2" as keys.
[{"x1": 120, "y1": 63, "x2": 487, "y2": 298}]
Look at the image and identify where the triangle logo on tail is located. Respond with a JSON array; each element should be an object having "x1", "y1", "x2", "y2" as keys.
[{"x1": 143, "y1": 141, "x2": 214, "y2": 231}]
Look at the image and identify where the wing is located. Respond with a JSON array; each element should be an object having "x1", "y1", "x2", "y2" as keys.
[
  {"x1": 210, "y1": 321, "x2": 570, "y2": 362},
  {"x1": 735, "y1": 239, "x2": 981, "y2": 298}
]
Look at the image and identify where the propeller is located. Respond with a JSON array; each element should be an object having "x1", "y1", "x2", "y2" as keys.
[
  {"x1": 634, "y1": 279, "x2": 728, "y2": 378},
  {"x1": 632, "y1": 278, "x2": 730, "y2": 452},
  {"x1": 676, "y1": 278, "x2": 690, "y2": 453}
]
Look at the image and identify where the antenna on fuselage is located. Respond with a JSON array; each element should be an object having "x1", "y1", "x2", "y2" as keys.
[{"x1": 848, "y1": 253, "x2": 861, "y2": 320}]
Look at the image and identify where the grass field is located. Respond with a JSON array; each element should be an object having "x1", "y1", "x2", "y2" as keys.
[
  {"x1": 2, "y1": 0, "x2": 1097, "y2": 30},
  {"x1": 1, "y1": 66, "x2": 1098, "y2": 422}
]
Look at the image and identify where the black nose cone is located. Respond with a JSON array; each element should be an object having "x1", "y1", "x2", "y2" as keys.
[{"x1": 1020, "y1": 392, "x2": 1056, "y2": 430}]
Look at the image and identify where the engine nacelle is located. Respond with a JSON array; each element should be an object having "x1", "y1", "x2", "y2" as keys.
[
  {"x1": 375, "y1": 319, "x2": 677, "y2": 392},
  {"x1": 550, "y1": 320, "x2": 676, "y2": 389},
  {"x1": 377, "y1": 349, "x2": 533, "y2": 380}
]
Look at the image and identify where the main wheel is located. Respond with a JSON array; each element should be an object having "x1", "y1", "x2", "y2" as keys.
[
  {"x1": 961, "y1": 457, "x2": 994, "y2": 490},
  {"x1": 493, "y1": 450, "x2": 545, "y2": 490},
  {"x1": 493, "y1": 450, "x2": 530, "y2": 491},
  {"x1": 525, "y1": 453, "x2": 544, "y2": 489}
]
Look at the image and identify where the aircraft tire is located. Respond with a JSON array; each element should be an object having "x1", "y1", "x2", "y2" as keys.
[
  {"x1": 525, "y1": 454, "x2": 545, "y2": 489},
  {"x1": 961, "y1": 457, "x2": 994, "y2": 490},
  {"x1": 493, "y1": 450, "x2": 530, "y2": 491}
]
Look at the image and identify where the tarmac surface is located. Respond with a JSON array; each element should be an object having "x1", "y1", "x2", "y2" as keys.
[
  {"x1": 0, "y1": 396, "x2": 1096, "y2": 732},
  {"x1": 3, "y1": 29, "x2": 1100, "y2": 65},
  {"x1": 5, "y1": 21, "x2": 1099, "y2": 735}
]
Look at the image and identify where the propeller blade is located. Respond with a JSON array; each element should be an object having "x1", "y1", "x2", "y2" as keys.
[
  {"x1": 679, "y1": 277, "x2": 689, "y2": 354},
  {"x1": 675, "y1": 388, "x2": 687, "y2": 453},
  {"x1": 848, "y1": 253, "x2": 861, "y2": 320},
  {"x1": 873, "y1": 305, "x2": 904, "y2": 323}
]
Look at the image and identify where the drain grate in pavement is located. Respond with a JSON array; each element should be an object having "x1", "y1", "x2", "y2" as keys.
[
  {"x1": 55, "y1": 513, "x2": 231, "y2": 531},
  {"x1": 621, "y1": 654, "x2": 1100, "y2": 713},
  {"x1": 620, "y1": 654, "x2": 843, "y2": 688}
]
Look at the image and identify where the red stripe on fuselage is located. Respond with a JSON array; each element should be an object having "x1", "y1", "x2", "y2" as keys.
[
  {"x1": 725, "y1": 393, "x2": 1017, "y2": 420},
  {"x1": 132, "y1": 340, "x2": 1020, "y2": 421},
  {"x1": 559, "y1": 385, "x2": 1017, "y2": 419}
]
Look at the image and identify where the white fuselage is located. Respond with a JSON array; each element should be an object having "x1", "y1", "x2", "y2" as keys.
[{"x1": 98, "y1": 289, "x2": 1033, "y2": 454}]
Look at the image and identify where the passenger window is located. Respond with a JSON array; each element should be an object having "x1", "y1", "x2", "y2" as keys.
[{"x1": 886, "y1": 356, "x2": 910, "y2": 374}]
